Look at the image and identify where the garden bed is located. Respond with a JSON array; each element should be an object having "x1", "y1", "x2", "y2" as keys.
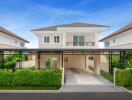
[
  {"x1": 0, "y1": 69, "x2": 62, "y2": 90},
  {"x1": 115, "y1": 68, "x2": 132, "y2": 90},
  {"x1": 100, "y1": 70, "x2": 113, "y2": 82}
]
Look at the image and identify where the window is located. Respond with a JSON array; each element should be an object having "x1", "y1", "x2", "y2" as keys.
[
  {"x1": 73, "y1": 36, "x2": 78, "y2": 46},
  {"x1": 44, "y1": 36, "x2": 50, "y2": 43},
  {"x1": 54, "y1": 36, "x2": 59, "y2": 43},
  {"x1": 15, "y1": 40, "x2": 17, "y2": 44},
  {"x1": 89, "y1": 56, "x2": 94, "y2": 60},
  {"x1": 113, "y1": 39, "x2": 116, "y2": 43},
  {"x1": 105, "y1": 42, "x2": 110, "y2": 47},
  {"x1": 73, "y1": 35, "x2": 85, "y2": 46},
  {"x1": 20, "y1": 42, "x2": 25, "y2": 47}
]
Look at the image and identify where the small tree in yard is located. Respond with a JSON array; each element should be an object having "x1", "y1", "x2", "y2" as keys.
[
  {"x1": 45, "y1": 59, "x2": 52, "y2": 69},
  {"x1": 3, "y1": 52, "x2": 26, "y2": 70}
]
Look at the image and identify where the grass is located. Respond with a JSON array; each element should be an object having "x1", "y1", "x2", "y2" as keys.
[
  {"x1": 100, "y1": 70, "x2": 113, "y2": 82},
  {"x1": 0, "y1": 86, "x2": 61, "y2": 90}
]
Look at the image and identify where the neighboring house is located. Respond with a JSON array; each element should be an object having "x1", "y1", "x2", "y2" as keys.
[
  {"x1": 100, "y1": 23, "x2": 132, "y2": 48},
  {"x1": 0, "y1": 27, "x2": 29, "y2": 66},
  {"x1": 31, "y1": 22, "x2": 108, "y2": 74},
  {"x1": 0, "y1": 27, "x2": 29, "y2": 48}
]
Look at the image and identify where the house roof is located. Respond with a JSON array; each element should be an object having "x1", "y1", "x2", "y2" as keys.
[
  {"x1": 0, "y1": 27, "x2": 29, "y2": 43},
  {"x1": 100, "y1": 23, "x2": 132, "y2": 42},
  {"x1": 31, "y1": 22, "x2": 109, "y2": 31}
]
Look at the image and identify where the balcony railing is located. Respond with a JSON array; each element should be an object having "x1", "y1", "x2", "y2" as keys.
[{"x1": 66, "y1": 42, "x2": 95, "y2": 46}]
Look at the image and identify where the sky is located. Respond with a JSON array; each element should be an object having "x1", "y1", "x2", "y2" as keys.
[{"x1": 0, "y1": 0, "x2": 132, "y2": 48}]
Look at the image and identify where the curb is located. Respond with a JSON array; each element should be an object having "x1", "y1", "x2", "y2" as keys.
[
  {"x1": 0, "y1": 86, "x2": 63, "y2": 93},
  {"x1": 119, "y1": 86, "x2": 132, "y2": 93}
]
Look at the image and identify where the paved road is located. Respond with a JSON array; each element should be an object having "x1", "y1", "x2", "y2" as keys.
[{"x1": 0, "y1": 93, "x2": 132, "y2": 100}]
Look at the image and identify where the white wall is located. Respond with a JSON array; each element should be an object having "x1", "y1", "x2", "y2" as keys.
[
  {"x1": 104, "y1": 30, "x2": 132, "y2": 48},
  {"x1": 0, "y1": 32, "x2": 26, "y2": 48},
  {"x1": 33, "y1": 27, "x2": 106, "y2": 49},
  {"x1": 64, "y1": 55, "x2": 86, "y2": 70}
]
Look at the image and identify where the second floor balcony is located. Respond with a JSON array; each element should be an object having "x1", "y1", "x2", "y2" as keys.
[{"x1": 66, "y1": 42, "x2": 95, "y2": 46}]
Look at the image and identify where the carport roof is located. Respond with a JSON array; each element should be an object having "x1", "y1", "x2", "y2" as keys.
[{"x1": 0, "y1": 48, "x2": 132, "y2": 52}]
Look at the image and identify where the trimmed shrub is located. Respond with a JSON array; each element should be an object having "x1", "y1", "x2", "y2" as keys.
[
  {"x1": 115, "y1": 69, "x2": 132, "y2": 87},
  {"x1": 100, "y1": 70, "x2": 113, "y2": 82},
  {"x1": 0, "y1": 70, "x2": 12, "y2": 86},
  {"x1": 0, "y1": 69, "x2": 62, "y2": 87}
]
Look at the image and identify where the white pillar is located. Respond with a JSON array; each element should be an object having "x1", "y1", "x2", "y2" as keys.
[
  {"x1": 61, "y1": 52, "x2": 65, "y2": 85},
  {"x1": 95, "y1": 55, "x2": 100, "y2": 75}
]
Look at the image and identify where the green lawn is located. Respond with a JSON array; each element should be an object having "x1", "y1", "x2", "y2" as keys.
[{"x1": 0, "y1": 86, "x2": 61, "y2": 90}]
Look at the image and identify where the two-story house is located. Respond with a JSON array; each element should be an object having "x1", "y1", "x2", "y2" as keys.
[
  {"x1": 100, "y1": 23, "x2": 132, "y2": 48},
  {"x1": 0, "y1": 27, "x2": 29, "y2": 48},
  {"x1": 31, "y1": 22, "x2": 108, "y2": 75}
]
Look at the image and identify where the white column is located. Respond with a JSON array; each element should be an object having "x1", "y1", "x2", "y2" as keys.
[
  {"x1": 95, "y1": 55, "x2": 101, "y2": 75},
  {"x1": 61, "y1": 52, "x2": 65, "y2": 85}
]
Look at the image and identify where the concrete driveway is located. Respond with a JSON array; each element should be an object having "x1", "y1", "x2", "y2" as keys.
[{"x1": 62, "y1": 68, "x2": 124, "y2": 92}]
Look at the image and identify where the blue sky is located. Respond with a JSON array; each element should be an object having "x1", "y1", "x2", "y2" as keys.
[{"x1": 0, "y1": 0, "x2": 132, "y2": 48}]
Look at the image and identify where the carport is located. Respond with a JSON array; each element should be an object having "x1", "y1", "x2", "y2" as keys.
[{"x1": 0, "y1": 48, "x2": 131, "y2": 84}]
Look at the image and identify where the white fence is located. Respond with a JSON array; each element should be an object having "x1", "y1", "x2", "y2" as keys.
[{"x1": 16, "y1": 60, "x2": 35, "y2": 68}]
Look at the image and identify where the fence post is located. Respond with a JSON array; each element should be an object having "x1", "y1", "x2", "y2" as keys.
[{"x1": 114, "y1": 68, "x2": 117, "y2": 86}]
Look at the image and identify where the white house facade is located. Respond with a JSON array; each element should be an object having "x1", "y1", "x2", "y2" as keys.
[
  {"x1": 0, "y1": 27, "x2": 29, "y2": 48},
  {"x1": 31, "y1": 22, "x2": 108, "y2": 75},
  {"x1": 100, "y1": 23, "x2": 132, "y2": 48}
]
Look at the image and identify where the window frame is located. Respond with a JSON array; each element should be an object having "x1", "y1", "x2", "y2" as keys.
[
  {"x1": 73, "y1": 35, "x2": 85, "y2": 46},
  {"x1": 43, "y1": 35, "x2": 50, "y2": 43},
  {"x1": 105, "y1": 41, "x2": 110, "y2": 47},
  {"x1": 54, "y1": 35, "x2": 60, "y2": 44}
]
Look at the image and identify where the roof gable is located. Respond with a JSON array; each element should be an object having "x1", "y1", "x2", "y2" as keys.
[
  {"x1": 100, "y1": 23, "x2": 132, "y2": 42},
  {"x1": 31, "y1": 22, "x2": 108, "y2": 31},
  {"x1": 0, "y1": 27, "x2": 29, "y2": 43}
]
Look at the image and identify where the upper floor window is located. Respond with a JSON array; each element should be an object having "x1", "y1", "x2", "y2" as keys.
[
  {"x1": 44, "y1": 36, "x2": 50, "y2": 43},
  {"x1": 113, "y1": 39, "x2": 116, "y2": 43},
  {"x1": 73, "y1": 35, "x2": 85, "y2": 46},
  {"x1": 20, "y1": 42, "x2": 25, "y2": 47},
  {"x1": 105, "y1": 42, "x2": 110, "y2": 47},
  {"x1": 15, "y1": 40, "x2": 17, "y2": 44},
  {"x1": 54, "y1": 36, "x2": 59, "y2": 43}
]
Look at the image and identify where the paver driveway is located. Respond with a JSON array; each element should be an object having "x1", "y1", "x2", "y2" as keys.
[{"x1": 62, "y1": 68, "x2": 124, "y2": 92}]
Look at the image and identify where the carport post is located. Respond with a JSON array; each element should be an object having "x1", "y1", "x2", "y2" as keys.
[
  {"x1": 61, "y1": 51, "x2": 64, "y2": 85},
  {"x1": 1, "y1": 51, "x2": 4, "y2": 69}
]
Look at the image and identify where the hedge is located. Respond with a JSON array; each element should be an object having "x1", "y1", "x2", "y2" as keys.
[
  {"x1": 0, "y1": 69, "x2": 62, "y2": 87},
  {"x1": 100, "y1": 70, "x2": 113, "y2": 82},
  {"x1": 115, "y1": 69, "x2": 132, "y2": 88}
]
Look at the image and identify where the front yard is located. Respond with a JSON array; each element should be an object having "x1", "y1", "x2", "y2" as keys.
[{"x1": 0, "y1": 69, "x2": 62, "y2": 90}]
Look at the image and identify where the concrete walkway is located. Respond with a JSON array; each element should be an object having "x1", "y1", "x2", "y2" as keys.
[{"x1": 62, "y1": 68, "x2": 124, "y2": 92}]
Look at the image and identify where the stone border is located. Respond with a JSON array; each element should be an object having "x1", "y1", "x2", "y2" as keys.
[
  {"x1": 0, "y1": 86, "x2": 63, "y2": 93},
  {"x1": 119, "y1": 86, "x2": 132, "y2": 93}
]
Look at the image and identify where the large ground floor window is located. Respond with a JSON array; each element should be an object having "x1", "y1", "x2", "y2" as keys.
[{"x1": 44, "y1": 57, "x2": 58, "y2": 69}]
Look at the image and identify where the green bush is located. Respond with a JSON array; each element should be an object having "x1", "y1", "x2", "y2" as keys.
[
  {"x1": 115, "y1": 69, "x2": 132, "y2": 88},
  {"x1": 0, "y1": 70, "x2": 12, "y2": 86},
  {"x1": 100, "y1": 70, "x2": 113, "y2": 82},
  {"x1": 3, "y1": 52, "x2": 26, "y2": 69},
  {"x1": 0, "y1": 69, "x2": 62, "y2": 87}
]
